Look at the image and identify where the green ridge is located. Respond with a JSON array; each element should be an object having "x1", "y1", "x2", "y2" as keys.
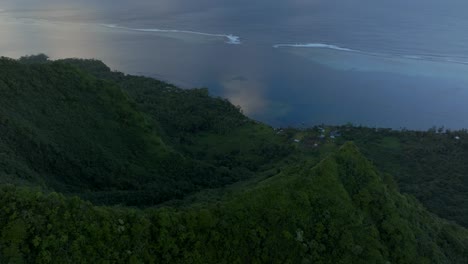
[
  {"x1": 0, "y1": 57, "x2": 241, "y2": 205},
  {"x1": 1, "y1": 143, "x2": 467, "y2": 263},
  {"x1": 0, "y1": 55, "x2": 467, "y2": 263}
]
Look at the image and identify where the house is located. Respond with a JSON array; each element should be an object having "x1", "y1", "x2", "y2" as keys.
[
  {"x1": 330, "y1": 130, "x2": 341, "y2": 138},
  {"x1": 294, "y1": 139, "x2": 301, "y2": 143}
]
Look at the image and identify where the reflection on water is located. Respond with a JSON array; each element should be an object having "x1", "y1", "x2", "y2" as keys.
[
  {"x1": 222, "y1": 78, "x2": 268, "y2": 115},
  {"x1": 2, "y1": 0, "x2": 468, "y2": 129}
]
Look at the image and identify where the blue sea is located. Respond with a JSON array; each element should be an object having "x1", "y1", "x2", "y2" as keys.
[{"x1": 2, "y1": 0, "x2": 468, "y2": 129}]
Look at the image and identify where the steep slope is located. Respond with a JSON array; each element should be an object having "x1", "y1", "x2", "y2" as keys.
[
  {"x1": 337, "y1": 126, "x2": 468, "y2": 227},
  {"x1": 266, "y1": 124, "x2": 468, "y2": 228},
  {"x1": 0, "y1": 57, "x2": 238, "y2": 205},
  {"x1": 58, "y1": 58, "x2": 293, "y2": 173},
  {"x1": 1, "y1": 143, "x2": 466, "y2": 263},
  {"x1": 1, "y1": 55, "x2": 467, "y2": 263}
]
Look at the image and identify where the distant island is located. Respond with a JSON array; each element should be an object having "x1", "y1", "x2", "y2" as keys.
[{"x1": 0, "y1": 55, "x2": 467, "y2": 263}]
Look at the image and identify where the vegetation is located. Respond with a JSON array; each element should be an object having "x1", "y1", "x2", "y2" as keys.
[
  {"x1": 0, "y1": 55, "x2": 467, "y2": 263},
  {"x1": 1, "y1": 144, "x2": 467, "y2": 263},
  {"x1": 342, "y1": 126, "x2": 468, "y2": 228},
  {"x1": 0, "y1": 56, "x2": 289, "y2": 206},
  {"x1": 59, "y1": 58, "x2": 293, "y2": 172},
  {"x1": 283, "y1": 125, "x2": 468, "y2": 228}
]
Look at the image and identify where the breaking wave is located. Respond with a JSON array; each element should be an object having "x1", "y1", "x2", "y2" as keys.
[
  {"x1": 273, "y1": 43, "x2": 357, "y2": 52},
  {"x1": 273, "y1": 42, "x2": 468, "y2": 65},
  {"x1": 102, "y1": 24, "x2": 241, "y2": 44}
]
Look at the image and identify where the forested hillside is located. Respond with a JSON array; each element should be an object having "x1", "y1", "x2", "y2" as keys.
[
  {"x1": 1, "y1": 144, "x2": 467, "y2": 263},
  {"x1": 281, "y1": 125, "x2": 468, "y2": 228},
  {"x1": 59, "y1": 58, "x2": 293, "y2": 172},
  {"x1": 0, "y1": 56, "x2": 289, "y2": 206},
  {"x1": 0, "y1": 55, "x2": 467, "y2": 263}
]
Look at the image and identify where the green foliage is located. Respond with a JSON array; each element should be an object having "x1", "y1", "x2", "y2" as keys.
[
  {"x1": 0, "y1": 58, "x2": 251, "y2": 205},
  {"x1": 60, "y1": 58, "x2": 293, "y2": 171},
  {"x1": 1, "y1": 145, "x2": 467, "y2": 263},
  {"x1": 1, "y1": 56, "x2": 468, "y2": 263},
  {"x1": 338, "y1": 126, "x2": 468, "y2": 227},
  {"x1": 18, "y1": 54, "x2": 50, "y2": 64},
  {"x1": 283, "y1": 125, "x2": 468, "y2": 228}
]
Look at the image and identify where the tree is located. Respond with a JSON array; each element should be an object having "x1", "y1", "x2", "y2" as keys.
[{"x1": 18, "y1": 54, "x2": 49, "y2": 64}]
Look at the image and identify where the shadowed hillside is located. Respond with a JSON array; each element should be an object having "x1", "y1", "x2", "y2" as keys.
[
  {"x1": 0, "y1": 56, "x2": 291, "y2": 205},
  {"x1": 1, "y1": 143, "x2": 467, "y2": 263},
  {"x1": 0, "y1": 55, "x2": 467, "y2": 263}
]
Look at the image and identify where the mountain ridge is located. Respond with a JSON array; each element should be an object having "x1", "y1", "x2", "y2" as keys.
[
  {"x1": 0, "y1": 55, "x2": 467, "y2": 263},
  {"x1": 1, "y1": 143, "x2": 467, "y2": 263}
]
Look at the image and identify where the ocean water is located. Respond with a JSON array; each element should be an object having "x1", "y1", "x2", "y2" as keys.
[{"x1": 1, "y1": 0, "x2": 468, "y2": 129}]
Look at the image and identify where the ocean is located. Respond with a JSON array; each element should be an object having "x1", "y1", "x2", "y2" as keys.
[{"x1": 2, "y1": 0, "x2": 468, "y2": 129}]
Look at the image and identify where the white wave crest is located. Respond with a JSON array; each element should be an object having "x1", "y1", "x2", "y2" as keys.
[
  {"x1": 273, "y1": 43, "x2": 356, "y2": 52},
  {"x1": 225, "y1": 35, "x2": 241, "y2": 45},
  {"x1": 102, "y1": 24, "x2": 241, "y2": 45},
  {"x1": 403, "y1": 55, "x2": 423, "y2": 60},
  {"x1": 273, "y1": 42, "x2": 468, "y2": 66}
]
